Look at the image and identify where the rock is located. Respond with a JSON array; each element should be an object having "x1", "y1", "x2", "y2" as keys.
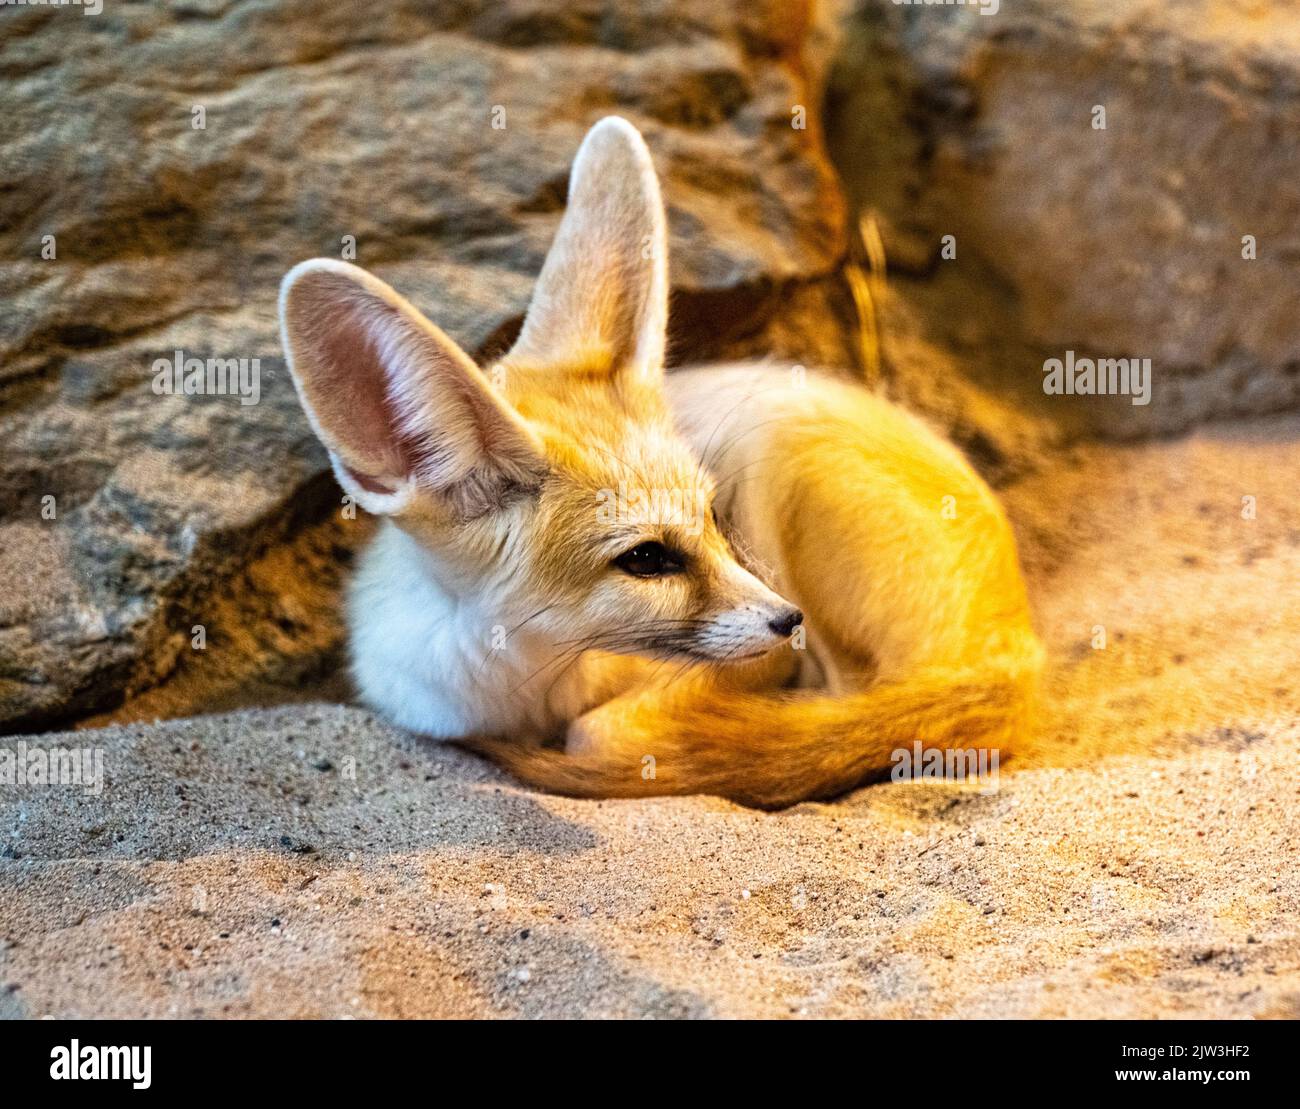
[
  {"x1": 0, "y1": 0, "x2": 846, "y2": 728},
  {"x1": 822, "y1": 0, "x2": 1300, "y2": 438}
]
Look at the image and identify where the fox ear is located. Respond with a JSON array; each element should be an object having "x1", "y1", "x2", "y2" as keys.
[
  {"x1": 509, "y1": 116, "x2": 668, "y2": 382},
  {"x1": 279, "y1": 259, "x2": 546, "y2": 518}
]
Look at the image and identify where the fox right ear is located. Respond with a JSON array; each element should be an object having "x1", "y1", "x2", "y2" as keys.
[
  {"x1": 278, "y1": 259, "x2": 546, "y2": 519},
  {"x1": 508, "y1": 116, "x2": 668, "y2": 382}
]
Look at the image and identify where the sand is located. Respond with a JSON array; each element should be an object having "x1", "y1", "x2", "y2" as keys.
[{"x1": 1, "y1": 415, "x2": 1298, "y2": 1019}]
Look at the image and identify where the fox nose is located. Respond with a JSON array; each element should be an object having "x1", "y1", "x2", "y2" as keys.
[{"x1": 768, "y1": 607, "x2": 803, "y2": 637}]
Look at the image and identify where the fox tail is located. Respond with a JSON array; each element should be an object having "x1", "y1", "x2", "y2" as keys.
[{"x1": 462, "y1": 663, "x2": 1039, "y2": 810}]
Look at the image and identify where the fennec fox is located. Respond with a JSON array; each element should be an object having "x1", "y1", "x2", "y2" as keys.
[{"x1": 279, "y1": 117, "x2": 1042, "y2": 809}]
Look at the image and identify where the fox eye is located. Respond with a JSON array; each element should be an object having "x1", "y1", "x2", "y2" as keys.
[{"x1": 613, "y1": 541, "x2": 685, "y2": 578}]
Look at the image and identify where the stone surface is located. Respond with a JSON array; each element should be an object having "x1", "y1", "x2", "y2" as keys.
[
  {"x1": 0, "y1": 0, "x2": 846, "y2": 729},
  {"x1": 823, "y1": 0, "x2": 1300, "y2": 437}
]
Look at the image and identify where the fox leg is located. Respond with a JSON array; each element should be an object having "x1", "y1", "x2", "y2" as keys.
[
  {"x1": 565, "y1": 647, "x2": 797, "y2": 758},
  {"x1": 564, "y1": 680, "x2": 710, "y2": 762}
]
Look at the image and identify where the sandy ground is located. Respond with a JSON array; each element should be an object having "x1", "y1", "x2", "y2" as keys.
[{"x1": 1, "y1": 414, "x2": 1298, "y2": 1019}]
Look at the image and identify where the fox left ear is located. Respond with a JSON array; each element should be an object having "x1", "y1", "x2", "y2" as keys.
[
  {"x1": 279, "y1": 259, "x2": 546, "y2": 519},
  {"x1": 508, "y1": 116, "x2": 668, "y2": 383}
]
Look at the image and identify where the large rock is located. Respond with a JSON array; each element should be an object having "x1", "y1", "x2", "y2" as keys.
[
  {"x1": 0, "y1": 0, "x2": 846, "y2": 729},
  {"x1": 822, "y1": 0, "x2": 1300, "y2": 437}
]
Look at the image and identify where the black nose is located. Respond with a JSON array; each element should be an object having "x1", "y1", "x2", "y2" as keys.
[{"x1": 768, "y1": 608, "x2": 803, "y2": 637}]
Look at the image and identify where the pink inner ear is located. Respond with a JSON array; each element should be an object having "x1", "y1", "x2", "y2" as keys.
[{"x1": 288, "y1": 274, "x2": 416, "y2": 485}]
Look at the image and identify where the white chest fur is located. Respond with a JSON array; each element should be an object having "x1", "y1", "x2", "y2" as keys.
[{"x1": 347, "y1": 523, "x2": 582, "y2": 741}]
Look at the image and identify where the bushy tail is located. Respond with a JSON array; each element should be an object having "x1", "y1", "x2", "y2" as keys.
[{"x1": 462, "y1": 665, "x2": 1039, "y2": 810}]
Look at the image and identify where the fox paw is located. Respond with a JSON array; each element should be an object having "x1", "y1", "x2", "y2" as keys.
[{"x1": 564, "y1": 714, "x2": 608, "y2": 758}]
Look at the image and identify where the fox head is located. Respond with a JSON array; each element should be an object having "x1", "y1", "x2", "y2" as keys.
[{"x1": 279, "y1": 117, "x2": 800, "y2": 664}]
